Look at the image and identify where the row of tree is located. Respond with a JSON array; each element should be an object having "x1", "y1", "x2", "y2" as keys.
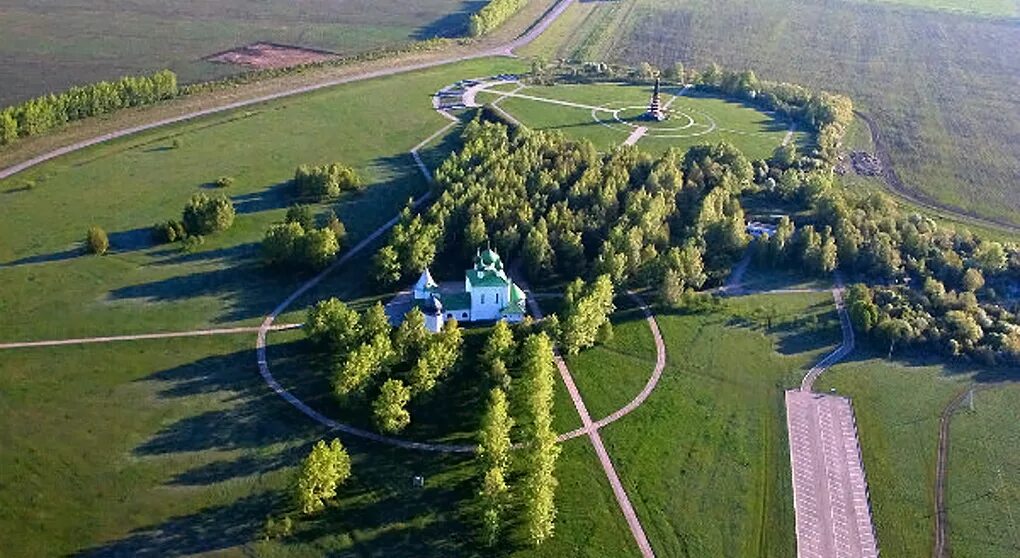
[
  {"x1": 475, "y1": 325, "x2": 561, "y2": 547},
  {"x1": 468, "y1": 0, "x2": 527, "y2": 36},
  {"x1": 374, "y1": 120, "x2": 752, "y2": 296},
  {"x1": 1, "y1": 70, "x2": 178, "y2": 146}
]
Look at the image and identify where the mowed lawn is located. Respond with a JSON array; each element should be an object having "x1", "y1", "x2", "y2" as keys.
[
  {"x1": 567, "y1": 291, "x2": 842, "y2": 557},
  {"x1": 476, "y1": 82, "x2": 803, "y2": 158},
  {"x1": 522, "y1": 0, "x2": 1020, "y2": 227},
  {"x1": 0, "y1": 0, "x2": 482, "y2": 106},
  {"x1": 851, "y1": 0, "x2": 1019, "y2": 17},
  {"x1": 946, "y1": 382, "x2": 1020, "y2": 558},
  {"x1": 815, "y1": 356, "x2": 981, "y2": 557},
  {"x1": 0, "y1": 57, "x2": 525, "y2": 342}
]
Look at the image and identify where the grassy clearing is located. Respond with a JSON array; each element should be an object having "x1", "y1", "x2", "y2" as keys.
[
  {"x1": 947, "y1": 382, "x2": 1020, "y2": 558},
  {"x1": 525, "y1": 0, "x2": 1020, "y2": 228},
  {"x1": 0, "y1": 57, "x2": 525, "y2": 342},
  {"x1": 0, "y1": 335, "x2": 315, "y2": 556},
  {"x1": 814, "y1": 355, "x2": 983, "y2": 557},
  {"x1": 567, "y1": 291, "x2": 840, "y2": 557},
  {"x1": 476, "y1": 82, "x2": 799, "y2": 158},
  {"x1": 0, "y1": 0, "x2": 484, "y2": 106}
]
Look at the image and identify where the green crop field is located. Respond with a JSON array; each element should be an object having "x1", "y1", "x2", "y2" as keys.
[
  {"x1": 520, "y1": 0, "x2": 1020, "y2": 228},
  {"x1": 0, "y1": 0, "x2": 482, "y2": 106},
  {"x1": 476, "y1": 82, "x2": 808, "y2": 158},
  {"x1": 947, "y1": 383, "x2": 1020, "y2": 558}
]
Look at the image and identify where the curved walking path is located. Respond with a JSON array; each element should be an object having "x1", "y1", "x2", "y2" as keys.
[
  {"x1": 0, "y1": 323, "x2": 300, "y2": 350},
  {"x1": 0, "y1": 0, "x2": 577, "y2": 182}
]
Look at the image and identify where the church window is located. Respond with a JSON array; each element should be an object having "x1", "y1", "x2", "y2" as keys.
[
  {"x1": 481, "y1": 294, "x2": 486, "y2": 304},
  {"x1": 496, "y1": 293, "x2": 500, "y2": 304}
]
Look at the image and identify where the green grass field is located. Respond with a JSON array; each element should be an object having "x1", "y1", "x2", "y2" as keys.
[
  {"x1": 520, "y1": 0, "x2": 1020, "y2": 228},
  {"x1": 561, "y1": 291, "x2": 841, "y2": 557},
  {"x1": 0, "y1": 0, "x2": 486, "y2": 106},
  {"x1": 476, "y1": 82, "x2": 807, "y2": 158},
  {"x1": 0, "y1": 57, "x2": 525, "y2": 342},
  {"x1": 947, "y1": 382, "x2": 1020, "y2": 558}
]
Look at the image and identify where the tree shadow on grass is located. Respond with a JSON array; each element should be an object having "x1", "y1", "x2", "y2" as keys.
[
  {"x1": 412, "y1": 0, "x2": 486, "y2": 40},
  {"x1": 76, "y1": 490, "x2": 285, "y2": 557},
  {"x1": 107, "y1": 260, "x2": 300, "y2": 324},
  {"x1": 232, "y1": 181, "x2": 293, "y2": 215}
]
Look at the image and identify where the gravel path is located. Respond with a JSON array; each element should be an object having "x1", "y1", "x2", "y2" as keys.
[
  {"x1": 0, "y1": 324, "x2": 300, "y2": 350},
  {"x1": 519, "y1": 280, "x2": 658, "y2": 558}
]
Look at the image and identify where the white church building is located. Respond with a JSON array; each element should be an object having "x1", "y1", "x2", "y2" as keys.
[{"x1": 412, "y1": 247, "x2": 527, "y2": 332}]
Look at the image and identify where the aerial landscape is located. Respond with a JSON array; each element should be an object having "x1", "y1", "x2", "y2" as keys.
[{"x1": 0, "y1": 1, "x2": 1018, "y2": 557}]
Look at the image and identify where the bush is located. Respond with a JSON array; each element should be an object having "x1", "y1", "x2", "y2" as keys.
[
  {"x1": 85, "y1": 226, "x2": 109, "y2": 255},
  {"x1": 285, "y1": 204, "x2": 315, "y2": 231},
  {"x1": 181, "y1": 234, "x2": 205, "y2": 253},
  {"x1": 262, "y1": 515, "x2": 294, "y2": 541},
  {"x1": 182, "y1": 193, "x2": 234, "y2": 235},
  {"x1": 152, "y1": 220, "x2": 187, "y2": 243},
  {"x1": 214, "y1": 176, "x2": 234, "y2": 188}
]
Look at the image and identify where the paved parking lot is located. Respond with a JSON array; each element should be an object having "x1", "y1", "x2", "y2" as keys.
[{"x1": 786, "y1": 390, "x2": 880, "y2": 558}]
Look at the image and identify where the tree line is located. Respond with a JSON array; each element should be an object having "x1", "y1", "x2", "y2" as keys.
[
  {"x1": 0, "y1": 70, "x2": 178, "y2": 147},
  {"x1": 469, "y1": 0, "x2": 528, "y2": 37}
]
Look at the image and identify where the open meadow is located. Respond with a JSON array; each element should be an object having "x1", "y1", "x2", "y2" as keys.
[
  {"x1": 814, "y1": 352, "x2": 1020, "y2": 557},
  {"x1": 0, "y1": 57, "x2": 525, "y2": 342},
  {"x1": 520, "y1": 0, "x2": 1020, "y2": 228},
  {"x1": 947, "y1": 382, "x2": 1020, "y2": 558},
  {"x1": 0, "y1": 0, "x2": 491, "y2": 106},
  {"x1": 475, "y1": 82, "x2": 808, "y2": 158}
]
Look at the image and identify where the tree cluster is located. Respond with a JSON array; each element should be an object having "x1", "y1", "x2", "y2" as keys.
[
  {"x1": 750, "y1": 169, "x2": 1020, "y2": 365},
  {"x1": 261, "y1": 207, "x2": 345, "y2": 271},
  {"x1": 468, "y1": 0, "x2": 527, "y2": 37},
  {"x1": 1, "y1": 70, "x2": 177, "y2": 147},
  {"x1": 473, "y1": 328, "x2": 561, "y2": 548},
  {"x1": 374, "y1": 120, "x2": 751, "y2": 292},
  {"x1": 304, "y1": 299, "x2": 464, "y2": 433},
  {"x1": 151, "y1": 193, "x2": 235, "y2": 244},
  {"x1": 293, "y1": 163, "x2": 362, "y2": 201}
]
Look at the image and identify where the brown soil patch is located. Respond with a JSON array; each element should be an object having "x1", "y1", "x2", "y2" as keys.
[{"x1": 206, "y1": 42, "x2": 337, "y2": 69}]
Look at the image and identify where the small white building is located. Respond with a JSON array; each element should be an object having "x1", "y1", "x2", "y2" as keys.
[{"x1": 412, "y1": 247, "x2": 527, "y2": 333}]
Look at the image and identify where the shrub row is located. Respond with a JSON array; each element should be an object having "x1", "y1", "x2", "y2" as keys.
[
  {"x1": 0, "y1": 70, "x2": 178, "y2": 147},
  {"x1": 469, "y1": 0, "x2": 528, "y2": 37}
]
